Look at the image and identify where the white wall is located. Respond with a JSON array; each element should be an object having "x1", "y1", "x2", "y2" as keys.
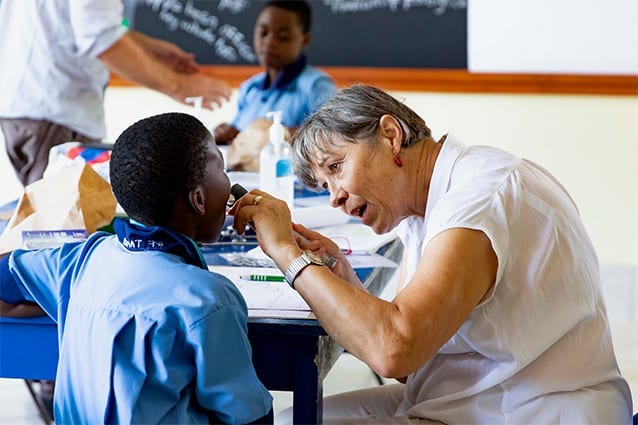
[
  {"x1": 468, "y1": 0, "x2": 638, "y2": 74},
  {"x1": 1, "y1": 87, "x2": 636, "y2": 267}
]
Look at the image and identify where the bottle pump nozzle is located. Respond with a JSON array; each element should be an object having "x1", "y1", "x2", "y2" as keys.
[{"x1": 266, "y1": 110, "x2": 284, "y2": 146}]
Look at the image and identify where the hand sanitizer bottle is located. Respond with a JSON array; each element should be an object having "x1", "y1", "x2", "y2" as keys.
[{"x1": 259, "y1": 111, "x2": 294, "y2": 208}]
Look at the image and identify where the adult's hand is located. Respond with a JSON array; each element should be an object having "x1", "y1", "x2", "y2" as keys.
[
  {"x1": 100, "y1": 34, "x2": 231, "y2": 110},
  {"x1": 292, "y1": 223, "x2": 362, "y2": 288},
  {"x1": 128, "y1": 31, "x2": 199, "y2": 73},
  {"x1": 229, "y1": 190, "x2": 300, "y2": 270},
  {"x1": 174, "y1": 72, "x2": 232, "y2": 109}
]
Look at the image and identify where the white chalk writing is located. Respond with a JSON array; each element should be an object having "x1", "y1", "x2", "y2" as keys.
[
  {"x1": 141, "y1": 0, "x2": 254, "y2": 60},
  {"x1": 322, "y1": 0, "x2": 466, "y2": 15},
  {"x1": 184, "y1": 1, "x2": 219, "y2": 28},
  {"x1": 219, "y1": 24, "x2": 255, "y2": 61},
  {"x1": 180, "y1": 18, "x2": 216, "y2": 44},
  {"x1": 136, "y1": 0, "x2": 464, "y2": 63},
  {"x1": 159, "y1": 9, "x2": 180, "y2": 31},
  {"x1": 217, "y1": 0, "x2": 250, "y2": 14},
  {"x1": 146, "y1": 0, "x2": 182, "y2": 13}
]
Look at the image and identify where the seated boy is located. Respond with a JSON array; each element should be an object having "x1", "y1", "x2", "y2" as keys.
[
  {"x1": 215, "y1": 0, "x2": 336, "y2": 169},
  {"x1": 0, "y1": 112, "x2": 273, "y2": 424}
]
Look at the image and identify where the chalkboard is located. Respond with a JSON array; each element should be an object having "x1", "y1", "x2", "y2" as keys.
[{"x1": 124, "y1": 0, "x2": 467, "y2": 69}]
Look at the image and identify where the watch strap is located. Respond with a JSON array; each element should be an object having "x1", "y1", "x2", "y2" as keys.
[{"x1": 284, "y1": 251, "x2": 323, "y2": 289}]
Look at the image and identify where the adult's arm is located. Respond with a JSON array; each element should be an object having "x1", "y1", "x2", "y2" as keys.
[
  {"x1": 99, "y1": 32, "x2": 231, "y2": 109},
  {"x1": 296, "y1": 227, "x2": 497, "y2": 378},
  {"x1": 0, "y1": 300, "x2": 45, "y2": 318},
  {"x1": 231, "y1": 192, "x2": 498, "y2": 379},
  {"x1": 127, "y1": 30, "x2": 200, "y2": 74}
]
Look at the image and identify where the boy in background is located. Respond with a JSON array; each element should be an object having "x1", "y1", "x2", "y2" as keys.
[
  {"x1": 215, "y1": 0, "x2": 336, "y2": 169},
  {"x1": 0, "y1": 113, "x2": 273, "y2": 424}
]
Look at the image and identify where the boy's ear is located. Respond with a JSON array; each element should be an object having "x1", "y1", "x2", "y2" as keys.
[
  {"x1": 302, "y1": 33, "x2": 311, "y2": 49},
  {"x1": 188, "y1": 186, "x2": 206, "y2": 216}
]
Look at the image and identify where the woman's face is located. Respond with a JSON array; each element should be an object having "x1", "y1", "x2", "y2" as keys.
[
  {"x1": 253, "y1": 6, "x2": 309, "y2": 71},
  {"x1": 312, "y1": 139, "x2": 404, "y2": 235}
]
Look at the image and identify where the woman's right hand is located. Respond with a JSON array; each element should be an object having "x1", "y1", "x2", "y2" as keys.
[{"x1": 228, "y1": 190, "x2": 302, "y2": 270}]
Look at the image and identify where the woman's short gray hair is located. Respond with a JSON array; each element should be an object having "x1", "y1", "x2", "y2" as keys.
[{"x1": 291, "y1": 84, "x2": 431, "y2": 190}]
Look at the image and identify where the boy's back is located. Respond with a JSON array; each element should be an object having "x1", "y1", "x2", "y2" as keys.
[{"x1": 10, "y1": 233, "x2": 269, "y2": 423}]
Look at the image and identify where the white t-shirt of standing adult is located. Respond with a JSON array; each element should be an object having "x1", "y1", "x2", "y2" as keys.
[{"x1": 0, "y1": 0, "x2": 126, "y2": 139}]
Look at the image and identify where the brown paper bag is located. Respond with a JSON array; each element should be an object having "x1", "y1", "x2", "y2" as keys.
[
  {"x1": 225, "y1": 118, "x2": 292, "y2": 172},
  {"x1": 0, "y1": 162, "x2": 116, "y2": 254}
]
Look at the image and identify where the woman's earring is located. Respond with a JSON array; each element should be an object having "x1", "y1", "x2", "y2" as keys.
[{"x1": 394, "y1": 155, "x2": 403, "y2": 167}]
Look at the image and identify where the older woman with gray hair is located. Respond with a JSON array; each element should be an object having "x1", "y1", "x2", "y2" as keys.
[{"x1": 230, "y1": 84, "x2": 632, "y2": 424}]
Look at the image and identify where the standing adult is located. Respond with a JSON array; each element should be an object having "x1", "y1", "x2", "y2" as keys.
[
  {"x1": 0, "y1": 0, "x2": 231, "y2": 186},
  {"x1": 231, "y1": 84, "x2": 633, "y2": 424}
]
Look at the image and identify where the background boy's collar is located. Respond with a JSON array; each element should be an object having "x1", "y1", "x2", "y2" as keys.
[{"x1": 260, "y1": 53, "x2": 307, "y2": 91}]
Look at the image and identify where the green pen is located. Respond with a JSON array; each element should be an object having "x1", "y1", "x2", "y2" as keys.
[{"x1": 240, "y1": 274, "x2": 285, "y2": 282}]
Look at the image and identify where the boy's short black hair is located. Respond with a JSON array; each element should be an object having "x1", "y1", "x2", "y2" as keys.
[
  {"x1": 110, "y1": 112, "x2": 212, "y2": 226},
  {"x1": 262, "y1": 0, "x2": 312, "y2": 33}
]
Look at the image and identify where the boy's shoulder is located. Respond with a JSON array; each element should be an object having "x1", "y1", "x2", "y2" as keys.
[
  {"x1": 241, "y1": 65, "x2": 333, "y2": 92},
  {"x1": 297, "y1": 65, "x2": 332, "y2": 84},
  {"x1": 296, "y1": 65, "x2": 333, "y2": 86}
]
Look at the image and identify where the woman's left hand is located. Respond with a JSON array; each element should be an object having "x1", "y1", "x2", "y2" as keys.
[{"x1": 292, "y1": 223, "x2": 362, "y2": 288}]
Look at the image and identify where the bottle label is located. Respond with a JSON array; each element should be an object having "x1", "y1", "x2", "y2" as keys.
[{"x1": 276, "y1": 159, "x2": 292, "y2": 178}]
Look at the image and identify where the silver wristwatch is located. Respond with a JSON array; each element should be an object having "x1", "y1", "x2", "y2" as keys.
[{"x1": 284, "y1": 250, "x2": 325, "y2": 289}]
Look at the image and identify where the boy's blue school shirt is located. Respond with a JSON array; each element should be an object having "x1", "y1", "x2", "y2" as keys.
[
  {"x1": 7, "y1": 233, "x2": 272, "y2": 424},
  {"x1": 232, "y1": 61, "x2": 336, "y2": 131}
]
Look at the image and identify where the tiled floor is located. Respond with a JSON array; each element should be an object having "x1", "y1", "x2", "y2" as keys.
[{"x1": 1, "y1": 266, "x2": 636, "y2": 423}]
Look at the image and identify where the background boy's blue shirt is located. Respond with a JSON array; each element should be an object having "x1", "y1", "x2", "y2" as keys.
[
  {"x1": 9, "y1": 234, "x2": 272, "y2": 424},
  {"x1": 232, "y1": 65, "x2": 336, "y2": 131}
]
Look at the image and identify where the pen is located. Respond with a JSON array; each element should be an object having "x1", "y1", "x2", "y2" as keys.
[{"x1": 240, "y1": 274, "x2": 285, "y2": 282}]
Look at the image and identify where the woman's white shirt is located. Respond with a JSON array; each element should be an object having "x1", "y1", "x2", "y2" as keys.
[{"x1": 396, "y1": 135, "x2": 632, "y2": 424}]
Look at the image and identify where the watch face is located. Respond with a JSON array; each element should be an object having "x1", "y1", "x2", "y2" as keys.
[{"x1": 304, "y1": 250, "x2": 324, "y2": 265}]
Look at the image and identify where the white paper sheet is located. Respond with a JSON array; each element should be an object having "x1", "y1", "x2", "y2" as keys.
[{"x1": 209, "y1": 265, "x2": 310, "y2": 311}]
